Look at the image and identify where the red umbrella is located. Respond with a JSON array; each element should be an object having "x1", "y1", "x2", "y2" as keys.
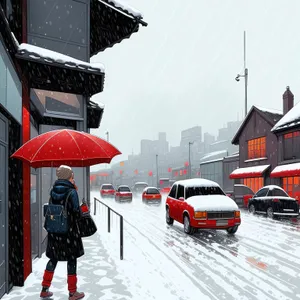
[{"x1": 11, "y1": 129, "x2": 121, "y2": 168}]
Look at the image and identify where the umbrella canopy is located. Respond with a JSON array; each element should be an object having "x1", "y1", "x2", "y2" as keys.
[{"x1": 11, "y1": 129, "x2": 121, "y2": 168}]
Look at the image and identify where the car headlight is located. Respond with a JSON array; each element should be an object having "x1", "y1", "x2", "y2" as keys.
[
  {"x1": 234, "y1": 211, "x2": 240, "y2": 218},
  {"x1": 194, "y1": 211, "x2": 207, "y2": 219}
]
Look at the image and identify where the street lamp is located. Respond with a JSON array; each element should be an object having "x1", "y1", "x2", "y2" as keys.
[
  {"x1": 188, "y1": 141, "x2": 194, "y2": 179},
  {"x1": 105, "y1": 130, "x2": 109, "y2": 142},
  {"x1": 156, "y1": 154, "x2": 159, "y2": 188},
  {"x1": 235, "y1": 30, "x2": 248, "y2": 117}
]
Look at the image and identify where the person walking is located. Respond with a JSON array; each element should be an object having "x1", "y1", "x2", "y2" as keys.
[{"x1": 40, "y1": 165, "x2": 85, "y2": 300}]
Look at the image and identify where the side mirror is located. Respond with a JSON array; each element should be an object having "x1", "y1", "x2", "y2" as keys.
[{"x1": 178, "y1": 197, "x2": 184, "y2": 201}]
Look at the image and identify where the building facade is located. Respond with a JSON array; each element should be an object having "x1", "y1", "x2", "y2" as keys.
[{"x1": 0, "y1": 0, "x2": 146, "y2": 297}]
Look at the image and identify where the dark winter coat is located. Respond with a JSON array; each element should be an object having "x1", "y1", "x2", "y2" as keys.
[{"x1": 46, "y1": 179, "x2": 84, "y2": 261}]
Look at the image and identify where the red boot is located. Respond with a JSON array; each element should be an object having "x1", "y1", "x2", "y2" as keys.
[
  {"x1": 40, "y1": 270, "x2": 54, "y2": 298},
  {"x1": 68, "y1": 275, "x2": 85, "y2": 300}
]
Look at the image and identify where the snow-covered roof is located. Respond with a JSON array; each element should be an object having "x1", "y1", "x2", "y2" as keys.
[
  {"x1": 263, "y1": 185, "x2": 285, "y2": 191},
  {"x1": 272, "y1": 101, "x2": 300, "y2": 132},
  {"x1": 271, "y1": 163, "x2": 300, "y2": 174},
  {"x1": 101, "y1": 0, "x2": 143, "y2": 18},
  {"x1": 200, "y1": 150, "x2": 228, "y2": 161},
  {"x1": 175, "y1": 178, "x2": 220, "y2": 188},
  {"x1": 200, "y1": 158, "x2": 224, "y2": 165},
  {"x1": 230, "y1": 165, "x2": 269, "y2": 176},
  {"x1": 134, "y1": 182, "x2": 148, "y2": 185},
  {"x1": 18, "y1": 43, "x2": 105, "y2": 73},
  {"x1": 255, "y1": 106, "x2": 282, "y2": 115}
]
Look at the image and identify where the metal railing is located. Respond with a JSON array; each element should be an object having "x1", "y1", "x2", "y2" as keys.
[{"x1": 93, "y1": 197, "x2": 124, "y2": 260}]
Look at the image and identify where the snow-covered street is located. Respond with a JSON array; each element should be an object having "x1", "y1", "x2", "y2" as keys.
[{"x1": 92, "y1": 191, "x2": 300, "y2": 300}]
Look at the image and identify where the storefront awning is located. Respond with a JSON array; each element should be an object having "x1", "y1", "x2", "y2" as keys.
[
  {"x1": 270, "y1": 163, "x2": 300, "y2": 178},
  {"x1": 90, "y1": 0, "x2": 148, "y2": 56},
  {"x1": 16, "y1": 44, "x2": 105, "y2": 97},
  {"x1": 230, "y1": 165, "x2": 270, "y2": 179}
]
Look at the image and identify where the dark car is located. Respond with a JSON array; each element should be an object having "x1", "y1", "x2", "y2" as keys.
[
  {"x1": 248, "y1": 185, "x2": 299, "y2": 218},
  {"x1": 115, "y1": 185, "x2": 133, "y2": 202},
  {"x1": 132, "y1": 182, "x2": 148, "y2": 196},
  {"x1": 227, "y1": 184, "x2": 255, "y2": 208}
]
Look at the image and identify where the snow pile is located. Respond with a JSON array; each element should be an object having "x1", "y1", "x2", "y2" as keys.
[
  {"x1": 230, "y1": 164, "x2": 269, "y2": 176},
  {"x1": 186, "y1": 195, "x2": 238, "y2": 211},
  {"x1": 272, "y1": 101, "x2": 300, "y2": 131},
  {"x1": 18, "y1": 43, "x2": 105, "y2": 72},
  {"x1": 176, "y1": 178, "x2": 220, "y2": 188},
  {"x1": 100, "y1": 0, "x2": 143, "y2": 18}
]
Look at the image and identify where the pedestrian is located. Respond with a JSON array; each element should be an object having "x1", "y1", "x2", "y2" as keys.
[{"x1": 40, "y1": 165, "x2": 85, "y2": 300}]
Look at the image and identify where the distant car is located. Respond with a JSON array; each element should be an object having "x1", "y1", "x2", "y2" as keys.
[
  {"x1": 115, "y1": 185, "x2": 133, "y2": 202},
  {"x1": 142, "y1": 187, "x2": 162, "y2": 204},
  {"x1": 248, "y1": 185, "x2": 299, "y2": 218},
  {"x1": 226, "y1": 184, "x2": 255, "y2": 208},
  {"x1": 100, "y1": 184, "x2": 115, "y2": 198},
  {"x1": 165, "y1": 178, "x2": 241, "y2": 235},
  {"x1": 132, "y1": 182, "x2": 148, "y2": 196}
]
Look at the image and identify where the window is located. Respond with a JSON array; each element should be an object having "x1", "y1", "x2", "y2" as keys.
[
  {"x1": 247, "y1": 137, "x2": 266, "y2": 159},
  {"x1": 118, "y1": 186, "x2": 130, "y2": 192},
  {"x1": 177, "y1": 185, "x2": 184, "y2": 199},
  {"x1": 243, "y1": 178, "x2": 264, "y2": 193},
  {"x1": 169, "y1": 185, "x2": 177, "y2": 198},
  {"x1": 30, "y1": 89, "x2": 84, "y2": 120},
  {"x1": 268, "y1": 188, "x2": 288, "y2": 197},
  {"x1": 102, "y1": 184, "x2": 114, "y2": 190},
  {"x1": 146, "y1": 188, "x2": 159, "y2": 194},
  {"x1": 0, "y1": 40, "x2": 22, "y2": 123},
  {"x1": 185, "y1": 186, "x2": 225, "y2": 199},
  {"x1": 282, "y1": 177, "x2": 300, "y2": 200},
  {"x1": 255, "y1": 188, "x2": 269, "y2": 197},
  {"x1": 283, "y1": 131, "x2": 300, "y2": 160}
]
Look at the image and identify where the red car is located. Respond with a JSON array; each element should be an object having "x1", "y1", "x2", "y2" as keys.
[
  {"x1": 142, "y1": 187, "x2": 162, "y2": 204},
  {"x1": 115, "y1": 185, "x2": 132, "y2": 202},
  {"x1": 100, "y1": 184, "x2": 115, "y2": 198},
  {"x1": 165, "y1": 179, "x2": 241, "y2": 235}
]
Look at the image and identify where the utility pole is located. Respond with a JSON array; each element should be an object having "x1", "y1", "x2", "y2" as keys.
[
  {"x1": 105, "y1": 130, "x2": 109, "y2": 142},
  {"x1": 156, "y1": 154, "x2": 159, "y2": 188},
  {"x1": 235, "y1": 30, "x2": 248, "y2": 117},
  {"x1": 188, "y1": 141, "x2": 194, "y2": 179}
]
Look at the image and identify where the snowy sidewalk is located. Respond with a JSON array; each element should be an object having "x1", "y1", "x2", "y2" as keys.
[{"x1": 3, "y1": 229, "x2": 131, "y2": 300}]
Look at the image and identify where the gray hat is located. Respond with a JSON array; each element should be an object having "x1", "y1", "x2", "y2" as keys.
[{"x1": 56, "y1": 165, "x2": 73, "y2": 180}]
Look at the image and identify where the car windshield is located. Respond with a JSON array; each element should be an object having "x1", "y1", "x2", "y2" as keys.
[
  {"x1": 102, "y1": 184, "x2": 113, "y2": 190},
  {"x1": 146, "y1": 188, "x2": 159, "y2": 194},
  {"x1": 185, "y1": 186, "x2": 225, "y2": 199},
  {"x1": 119, "y1": 186, "x2": 130, "y2": 192}
]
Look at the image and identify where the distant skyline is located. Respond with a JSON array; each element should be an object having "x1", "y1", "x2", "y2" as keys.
[{"x1": 90, "y1": 0, "x2": 300, "y2": 170}]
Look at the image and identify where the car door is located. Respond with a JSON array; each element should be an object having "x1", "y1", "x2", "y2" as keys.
[
  {"x1": 175, "y1": 184, "x2": 185, "y2": 222},
  {"x1": 167, "y1": 184, "x2": 177, "y2": 220},
  {"x1": 254, "y1": 187, "x2": 269, "y2": 212}
]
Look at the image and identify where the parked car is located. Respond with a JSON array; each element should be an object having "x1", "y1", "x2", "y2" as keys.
[
  {"x1": 226, "y1": 184, "x2": 255, "y2": 208},
  {"x1": 248, "y1": 185, "x2": 299, "y2": 218},
  {"x1": 165, "y1": 178, "x2": 241, "y2": 235},
  {"x1": 132, "y1": 182, "x2": 148, "y2": 196},
  {"x1": 115, "y1": 185, "x2": 133, "y2": 202},
  {"x1": 142, "y1": 187, "x2": 162, "y2": 204},
  {"x1": 100, "y1": 184, "x2": 115, "y2": 198}
]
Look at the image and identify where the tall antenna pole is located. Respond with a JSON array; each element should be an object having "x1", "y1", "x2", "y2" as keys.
[{"x1": 244, "y1": 30, "x2": 248, "y2": 117}]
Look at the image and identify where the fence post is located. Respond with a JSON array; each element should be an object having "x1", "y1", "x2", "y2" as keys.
[
  {"x1": 94, "y1": 197, "x2": 96, "y2": 216},
  {"x1": 120, "y1": 216, "x2": 123, "y2": 260},
  {"x1": 108, "y1": 207, "x2": 111, "y2": 233}
]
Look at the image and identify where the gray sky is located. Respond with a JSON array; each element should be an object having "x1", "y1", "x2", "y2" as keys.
[{"x1": 90, "y1": 0, "x2": 300, "y2": 169}]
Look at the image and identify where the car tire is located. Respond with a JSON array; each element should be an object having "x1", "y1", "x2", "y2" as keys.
[
  {"x1": 166, "y1": 207, "x2": 174, "y2": 225},
  {"x1": 227, "y1": 226, "x2": 238, "y2": 235},
  {"x1": 183, "y1": 214, "x2": 195, "y2": 235},
  {"x1": 267, "y1": 207, "x2": 274, "y2": 218},
  {"x1": 249, "y1": 204, "x2": 255, "y2": 214}
]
